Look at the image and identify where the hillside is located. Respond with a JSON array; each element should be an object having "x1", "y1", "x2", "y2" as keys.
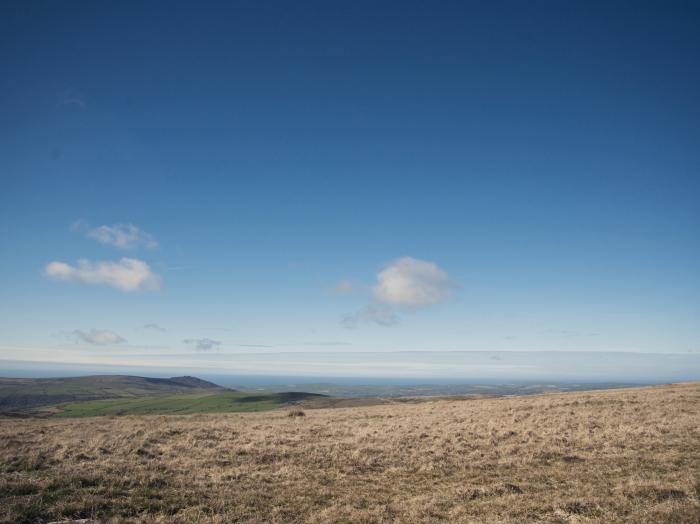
[
  {"x1": 0, "y1": 375, "x2": 225, "y2": 411},
  {"x1": 51, "y1": 391, "x2": 326, "y2": 417},
  {"x1": 0, "y1": 382, "x2": 697, "y2": 523}
]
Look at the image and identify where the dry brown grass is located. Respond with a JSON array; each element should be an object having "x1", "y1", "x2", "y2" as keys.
[
  {"x1": 1, "y1": 382, "x2": 698, "y2": 523},
  {"x1": 286, "y1": 407, "x2": 306, "y2": 418}
]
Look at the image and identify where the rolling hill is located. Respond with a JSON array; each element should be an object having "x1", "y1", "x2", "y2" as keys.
[{"x1": 0, "y1": 375, "x2": 226, "y2": 411}]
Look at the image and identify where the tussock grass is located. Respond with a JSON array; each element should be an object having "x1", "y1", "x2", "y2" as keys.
[
  {"x1": 286, "y1": 407, "x2": 306, "y2": 417},
  {"x1": 1, "y1": 383, "x2": 698, "y2": 523}
]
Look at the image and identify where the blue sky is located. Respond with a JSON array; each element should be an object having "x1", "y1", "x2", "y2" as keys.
[{"x1": 1, "y1": 2, "x2": 699, "y2": 378}]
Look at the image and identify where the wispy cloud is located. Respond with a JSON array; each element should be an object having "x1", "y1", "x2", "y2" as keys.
[
  {"x1": 71, "y1": 329, "x2": 125, "y2": 345},
  {"x1": 184, "y1": 338, "x2": 222, "y2": 351},
  {"x1": 70, "y1": 219, "x2": 88, "y2": 232},
  {"x1": 58, "y1": 88, "x2": 86, "y2": 109},
  {"x1": 542, "y1": 329, "x2": 600, "y2": 337},
  {"x1": 303, "y1": 341, "x2": 352, "y2": 346},
  {"x1": 341, "y1": 304, "x2": 399, "y2": 329},
  {"x1": 86, "y1": 223, "x2": 158, "y2": 250},
  {"x1": 139, "y1": 323, "x2": 167, "y2": 333},
  {"x1": 373, "y1": 257, "x2": 452, "y2": 309},
  {"x1": 330, "y1": 279, "x2": 354, "y2": 295},
  {"x1": 44, "y1": 258, "x2": 162, "y2": 292}
]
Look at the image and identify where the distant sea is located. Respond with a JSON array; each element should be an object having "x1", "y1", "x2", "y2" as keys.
[{"x1": 1, "y1": 351, "x2": 698, "y2": 397}]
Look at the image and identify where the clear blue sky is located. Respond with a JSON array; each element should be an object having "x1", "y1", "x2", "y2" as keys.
[{"x1": 1, "y1": 2, "x2": 699, "y2": 378}]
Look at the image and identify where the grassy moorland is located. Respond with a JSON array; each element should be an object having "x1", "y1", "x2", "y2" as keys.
[
  {"x1": 51, "y1": 391, "x2": 325, "y2": 417},
  {"x1": 0, "y1": 382, "x2": 698, "y2": 523}
]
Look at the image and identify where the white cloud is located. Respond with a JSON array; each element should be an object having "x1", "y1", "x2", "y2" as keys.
[
  {"x1": 339, "y1": 257, "x2": 453, "y2": 329},
  {"x1": 373, "y1": 257, "x2": 451, "y2": 309},
  {"x1": 87, "y1": 223, "x2": 158, "y2": 250},
  {"x1": 341, "y1": 305, "x2": 399, "y2": 329},
  {"x1": 44, "y1": 258, "x2": 162, "y2": 292},
  {"x1": 331, "y1": 279, "x2": 354, "y2": 295},
  {"x1": 71, "y1": 329, "x2": 125, "y2": 345},
  {"x1": 184, "y1": 338, "x2": 222, "y2": 351}
]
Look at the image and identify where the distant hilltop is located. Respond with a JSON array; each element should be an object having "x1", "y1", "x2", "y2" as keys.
[{"x1": 0, "y1": 374, "x2": 227, "y2": 411}]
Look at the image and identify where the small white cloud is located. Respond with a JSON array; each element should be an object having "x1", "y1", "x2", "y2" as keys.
[
  {"x1": 71, "y1": 329, "x2": 125, "y2": 345},
  {"x1": 184, "y1": 338, "x2": 221, "y2": 351},
  {"x1": 331, "y1": 279, "x2": 354, "y2": 295},
  {"x1": 373, "y1": 257, "x2": 451, "y2": 309},
  {"x1": 341, "y1": 305, "x2": 399, "y2": 329},
  {"x1": 86, "y1": 223, "x2": 158, "y2": 250},
  {"x1": 44, "y1": 258, "x2": 162, "y2": 292}
]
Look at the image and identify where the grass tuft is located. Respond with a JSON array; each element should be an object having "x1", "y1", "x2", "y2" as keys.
[{"x1": 286, "y1": 407, "x2": 306, "y2": 417}]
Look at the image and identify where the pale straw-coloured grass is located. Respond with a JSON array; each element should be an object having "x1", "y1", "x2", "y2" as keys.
[{"x1": 1, "y1": 382, "x2": 698, "y2": 523}]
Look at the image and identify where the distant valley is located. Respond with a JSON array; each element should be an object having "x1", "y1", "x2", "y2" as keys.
[{"x1": 0, "y1": 374, "x2": 654, "y2": 418}]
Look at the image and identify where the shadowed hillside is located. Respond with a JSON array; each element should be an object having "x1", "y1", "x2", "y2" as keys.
[
  {"x1": 0, "y1": 382, "x2": 697, "y2": 523},
  {"x1": 0, "y1": 375, "x2": 226, "y2": 411}
]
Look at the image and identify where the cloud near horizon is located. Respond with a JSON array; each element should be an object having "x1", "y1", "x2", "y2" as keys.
[
  {"x1": 71, "y1": 329, "x2": 125, "y2": 345},
  {"x1": 341, "y1": 304, "x2": 400, "y2": 329},
  {"x1": 44, "y1": 258, "x2": 162, "y2": 292},
  {"x1": 184, "y1": 338, "x2": 222, "y2": 351},
  {"x1": 86, "y1": 223, "x2": 158, "y2": 250},
  {"x1": 140, "y1": 323, "x2": 167, "y2": 332}
]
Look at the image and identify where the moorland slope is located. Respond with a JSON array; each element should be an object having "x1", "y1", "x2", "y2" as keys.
[{"x1": 0, "y1": 382, "x2": 698, "y2": 523}]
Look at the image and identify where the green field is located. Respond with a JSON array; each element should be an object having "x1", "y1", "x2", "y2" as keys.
[
  {"x1": 0, "y1": 375, "x2": 225, "y2": 411},
  {"x1": 51, "y1": 391, "x2": 323, "y2": 417}
]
